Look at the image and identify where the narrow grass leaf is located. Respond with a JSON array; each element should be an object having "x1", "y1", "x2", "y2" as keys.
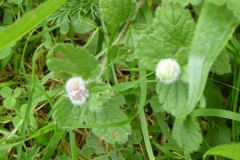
[
  {"x1": 138, "y1": 62, "x2": 155, "y2": 160},
  {"x1": 192, "y1": 108, "x2": 240, "y2": 121},
  {"x1": 69, "y1": 130, "x2": 78, "y2": 160},
  {"x1": 0, "y1": 0, "x2": 67, "y2": 49},
  {"x1": 42, "y1": 127, "x2": 65, "y2": 160}
]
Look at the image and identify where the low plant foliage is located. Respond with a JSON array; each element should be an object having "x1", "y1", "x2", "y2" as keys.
[{"x1": 1, "y1": 0, "x2": 240, "y2": 159}]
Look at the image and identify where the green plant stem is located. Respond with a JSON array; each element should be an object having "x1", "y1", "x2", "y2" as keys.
[
  {"x1": 69, "y1": 130, "x2": 78, "y2": 160},
  {"x1": 138, "y1": 62, "x2": 155, "y2": 160},
  {"x1": 232, "y1": 68, "x2": 240, "y2": 141}
]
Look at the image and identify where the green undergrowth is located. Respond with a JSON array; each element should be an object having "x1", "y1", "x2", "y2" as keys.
[{"x1": 1, "y1": 0, "x2": 240, "y2": 159}]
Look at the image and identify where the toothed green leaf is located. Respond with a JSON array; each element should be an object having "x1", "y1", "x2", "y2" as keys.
[
  {"x1": 47, "y1": 44, "x2": 101, "y2": 80},
  {"x1": 87, "y1": 82, "x2": 114, "y2": 111},
  {"x1": 100, "y1": 0, "x2": 137, "y2": 26},
  {"x1": 210, "y1": 49, "x2": 231, "y2": 75},
  {"x1": 135, "y1": 2, "x2": 195, "y2": 70},
  {"x1": 157, "y1": 80, "x2": 188, "y2": 117},
  {"x1": 173, "y1": 116, "x2": 202, "y2": 153},
  {"x1": 86, "y1": 99, "x2": 131, "y2": 144}
]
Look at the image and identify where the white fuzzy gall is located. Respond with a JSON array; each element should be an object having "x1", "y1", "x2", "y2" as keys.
[
  {"x1": 65, "y1": 77, "x2": 89, "y2": 106},
  {"x1": 155, "y1": 58, "x2": 181, "y2": 84}
]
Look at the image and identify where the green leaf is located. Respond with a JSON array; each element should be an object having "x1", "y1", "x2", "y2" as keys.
[
  {"x1": 210, "y1": 49, "x2": 231, "y2": 75},
  {"x1": 100, "y1": 0, "x2": 137, "y2": 26},
  {"x1": 187, "y1": 2, "x2": 239, "y2": 118},
  {"x1": 173, "y1": 116, "x2": 202, "y2": 153},
  {"x1": 8, "y1": 0, "x2": 23, "y2": 5},
  {"x1": 203, "y1": 143, "x2": 240, "y2": 160},
  {"x1": 0, "y1": 47, "x2": 12, "y2": 59},
  {"x1": 0, "y1": 87, "x2": 12, "y2": 98},
  {"x1": 109, "y1": 150, "x2": 125, "y2": 160},
  {"x1": 55, "y1": 154, "x2": 72, "y2": 160},
  {"x1": 94, "y1": 155, "x2": 109, "y2": 160},
  {"x1": 86, "y1": 134, "x2": 106, "y2": 155},
  {"x1": 13, "y1": 87, "x2": 22, "y2": 98},
  {"x1": 86, "y1": 101, "x2": 131, "y2": 144},
  {"x1": 135, "y1": 2, "x2": 195, "y2": 70},
  {"x1": 227, "y1": 1, "x2": 240, "y2": 20},
  {"x1": 204, "y1": 81, "x2": 224, "y2": 109},
  {"x1": 156, "y1": 81, "x2": 188, "y2": 117},
  {"x1": 128, "y1": 130, "x2": 142, "y2": 144},
  {"x1": 3, "y1": 97, "x2": 16, "y2": 109},
  {"x1": 205, "y1": 124, "x2": 231, "y2": 146},
  {"x1": 172, "y1": 0, "x2": 201, "y2": 6},
  {"x1": 59, "y1": 22, "x2": 69, "y2": 34},
  {"x1": 47, "y1": 44, "x2": 100, "y2": 80},
  {"x1": 53, "y1": 97, "x2": 86, "y2": 128},
  {"x1": 81, "y1": 145, "x2": 95, "y2": 158},
  {"x1": 87, "y1": 82, "x2": 114, "y2": 111},
  {"x1": 71, "y1": 16, "x2": 96, "y2": 34},
  {"x1": 0, "y1": 0, "x2": 67, "y2": 49},
  {"x1": 206, "y1": 0, "x2": 227, "y2": 6}
]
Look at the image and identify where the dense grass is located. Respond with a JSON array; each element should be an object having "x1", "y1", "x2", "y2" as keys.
[{"x1": 1, "y1": 0, "x2": 240, "y2": 160}]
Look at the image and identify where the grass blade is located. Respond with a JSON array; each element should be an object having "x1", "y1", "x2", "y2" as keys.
[
  {"x1": 138, "y1": 62, "x2": 155, "y2": 160},
  {"x1": 0, "y1": 0, "x2": 67, "y2": 49},
  {"x1": 193, "y1": 108, "x2": 240, "y2": 121}
]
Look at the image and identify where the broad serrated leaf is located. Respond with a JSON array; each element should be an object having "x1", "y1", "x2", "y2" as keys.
[
  {"x1": 227, "y1": 1, "x2": 240, "y2": 20},
  {"x1": 210, "y1": 49, "x2": 231, "y2": 75},
  {"x1": 135, "y1": 2, "x2": 195, "y2": 70},
  {"x1": 204, "y1": 143, "x2": 240, "y2": 160},
  {"x1": 86, "y1": 102, "x2": 131, "y2": 144},
  {"x1": 87, "y1": 82, "x2": 114, "y2": 111},
  {"x1": 47, "y1": 44, "x2": 100, "y2": 80},
  {"x1": 157, "y1": 81, "x2": 188, "y2": 117},
  {"x1": 173, "y1": 116, "x2": 202, "y2": 153},
  {"x1": 53, "y1": 97, "x2": 87, "y2": 128},
  {"x1": 100, "y1": 0, "x2": 137, "y2": 27},
  {"x1": 187, "y1": 2, "x2": 239, "y2": 118}
]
